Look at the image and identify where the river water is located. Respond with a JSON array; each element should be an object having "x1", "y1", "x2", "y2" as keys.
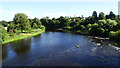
[{"x1": 2, "y1": 32, "x2": 120, "y2": 66}]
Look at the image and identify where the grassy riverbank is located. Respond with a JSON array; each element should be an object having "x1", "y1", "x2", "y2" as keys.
[{"x1": 2, "y1": 29, "x2": 45, "y2": 44}]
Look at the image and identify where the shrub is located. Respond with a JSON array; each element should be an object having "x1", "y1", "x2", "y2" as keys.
[
  {"x1": 14, "y1": 29, "x2": 21, "y2": 35},
  {"x1": 9, "y1": 30, "x2": 15, "y2": 36},
  {"x1": 33, "y1": 23, "x2": 38, "y2": 29},
  {"x1": 109, "y1": 30, "x2": 120, "y2": 41}
]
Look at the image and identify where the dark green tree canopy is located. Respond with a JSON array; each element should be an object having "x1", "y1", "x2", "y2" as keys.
[
  {"x1": 13, "y1": 13, "x2": 28, "y2": 24},
  {"x1": 2, "y1": 20, "x2": 8, "y2": 27},
  {"x1": 109, "y1": 11, "x2": 116, "y2": 20},
  {"x1": 13, "y1": 13, "x2": 31, "y2": 31},
  {"x1": 33, "y1": 17, "x2": 42, "y2": 26},
  {"x1": 92, "y1": 11, "x2": 97, "y2": 19},
  {"x1": 99, "y1": 12, "x2": 105, "y2": 20}
]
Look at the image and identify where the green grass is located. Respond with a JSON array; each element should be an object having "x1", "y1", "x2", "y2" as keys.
[{"x1": 2, "y1": 29, "x2": 45, "y2": 44}]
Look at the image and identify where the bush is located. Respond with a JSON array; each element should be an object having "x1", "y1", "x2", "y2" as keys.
[
  {"x1": 0, "y1": 25, "x2": 9, "y2": 41},
  {"x1": 33, "y1": 23, "x2": 38, "y2": 29},
  {"x1": 14, "y1": 29, "x2": 21, "y2": 35},
  {"x1": 40, "y1": 25, "x2": 45, "y2": 30},
  {"x1": 98, "y1": 19, "x2": 106, "y2": 26},
  {"x1": 89, "y1": 24, "x2": 105, "y2": 37},
  {"x1": 86, "y1": 24, "x2": 92, "y2": 30},
  {"x1": 109, "y1": 30, "x2": 120, "y2": 41},
  {"x1": 9, "y1": 30, "x2": 15, "y2": 36}
]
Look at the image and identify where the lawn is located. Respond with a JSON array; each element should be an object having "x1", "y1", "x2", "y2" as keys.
[{"x1": 2, "y1": 29, "x2": 45, "y2": 44}]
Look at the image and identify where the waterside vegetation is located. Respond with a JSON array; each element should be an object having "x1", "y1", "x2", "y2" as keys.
[{"x1": 0, "y1": 11, "x2": 120, "y2": 45}]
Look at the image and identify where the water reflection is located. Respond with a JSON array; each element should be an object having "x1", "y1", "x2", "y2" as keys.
[
  {"x1": 2, "y1": 38, "x2": 31, "y2": 60},
  {"x1": 10, "y1": 38, "x2": 31, "y2": 55},
  {"x1": 33, "y1": 34, "x2": 41, "y2": 38},
  {"x1": 2, "y1": 45, "x2": 8, "y2": 59}
]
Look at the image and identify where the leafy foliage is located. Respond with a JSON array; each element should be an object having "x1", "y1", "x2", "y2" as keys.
[{"x1": 1, "y1": 11, "x2": 120, "y2": 43}]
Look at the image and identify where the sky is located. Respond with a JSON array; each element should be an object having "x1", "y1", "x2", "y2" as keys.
[{"x1": 0, "y1": 0, "x2": 119, "y2": 21}]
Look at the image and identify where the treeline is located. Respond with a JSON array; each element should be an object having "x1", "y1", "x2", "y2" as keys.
[
  {"x1": 1, "y1": 11, "x2": 120, "y2": 43},
  {"x1": 0, "y1": 13, "x2": 45, "y2": 42},
  {"x1": 40, "y1": 11, "x2": 120, "y2": 42}
]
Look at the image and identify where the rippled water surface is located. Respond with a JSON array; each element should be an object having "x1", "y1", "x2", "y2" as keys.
[{"x1": 2, "y1": 32, "x2": 120, "y2": 66}]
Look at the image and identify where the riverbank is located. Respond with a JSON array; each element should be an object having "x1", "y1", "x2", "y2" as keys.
[{"x1": 2, "y1": 29, "x2": 45, "y2": 44}]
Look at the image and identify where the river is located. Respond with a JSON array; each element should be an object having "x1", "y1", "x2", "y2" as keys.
[{"x1": 2, "y1": 32, "x2": 120, "y2": 66}]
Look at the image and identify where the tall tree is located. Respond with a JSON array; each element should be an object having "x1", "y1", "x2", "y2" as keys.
[
  {"x1": 109, "y1": 11, "x2": 116, "y2": 20},
  {"x1": 92, "y1": 11, "x2": 97, "y2": 19},
  {"x1": 13, "y1": 13, "x2": 31, "y2": 32},
  {"x1": 33, "y1": 17, "x2": 42, "y2": 28},
  {"x1": 105, "y1": 14, "x2": 109, "y2": 19},
  {"x1": 99, "y1": 12, "x2": 105, "y2": 20},
  {"x1": 13, "y1": 13, "x2": 28, "y2": 24},
  {"x1": 2, "y1": 20, "x2": 8, "y2": 27}
]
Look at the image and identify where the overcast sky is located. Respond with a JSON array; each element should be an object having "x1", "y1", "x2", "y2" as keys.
[{"x1": 0, "y1": 0, "x2": 119, "y2": 21}]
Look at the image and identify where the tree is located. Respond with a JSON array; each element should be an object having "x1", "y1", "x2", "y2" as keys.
[
  {"x1": 89, "y1": 25, "x2": 105, "y2": 37},
  {"x1": 98, "y1": 19, "x2": 106, "y2": 27},
  {"x1": 2, "y1": 20, "x2": 8, "y2": 27},
  {"x1": 33, "y1": 17, "x2": 42, "y2": 28},
  {"x1": 80, "y1": 25, "x2": 86, "y2": 31},
  {"x1": 92, "y1": 11, "x2": 97, "y2": 19},
  {"x1": 33, "y1": 23, "x2": 38, "y2": 29},
  {"x1": 22, "y1": 20, "x2": 31, "y2": 32},
  {"x1": 0, "y1": 25, "x2": 8, "y2": 42},
  {"x1": 84, "y1": 16, "x2": 96, "y2": 25},
  {"x1": 13, "y1": 13, "x2": 31, "y2": 32},
  {"x1": 13, "y1": 13, "x2": 28, "y2": 24},
  {"x1": 106, "y1": 19, "x2": 117, "y2": 31},
  {"x1": 99, "y1": 12, "x2": 105, "y2": 20},
  {"x1": 109, "y1": 30, "x2": 120, "y2": 41},
  {"x1": 29, "y1": 19, "x2": 34, "y2": 26},
  {"x1": 109, "y1": 11, "x2": 116, "y2": 20},
  {"x1": 7, "y1": 22, "x2": 15, "y2": 32},
  {"x1": 58, "y1": 16, "x2": 71, "y2": 28},
  {"x1": 105, "y1": 15, "x2": 109, "y2": 19},
  {"x1": 116, "y1": 20, "x2": 120, "y2": 30},
  {"x1": 86, "y1": 24, "x2": 92, "y2": 30}
]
